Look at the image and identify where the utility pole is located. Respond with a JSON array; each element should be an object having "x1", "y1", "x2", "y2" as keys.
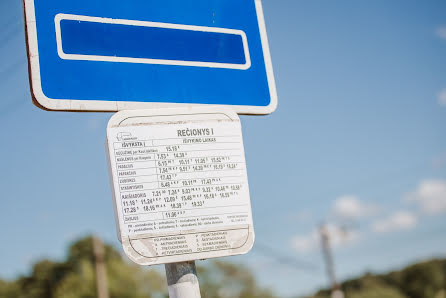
[
  {"x1": 165, "y1": 261, "x2": 201, "y2": 298},
  {"x1": 93, "y1": 236, "x2": 110, "y2": 298},
  {"x1": 319, "y1": 224, "x2": 344, "y2": 298}
]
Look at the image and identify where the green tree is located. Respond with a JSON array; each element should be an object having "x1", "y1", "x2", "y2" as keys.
[
  {"x1": 314, "y1": 274, "x2": 407, "y2": 298},
  {"x1": 342, "y1": 274, "x2": 407, "y2": 298},
  {"x1": 0, "y1": 237, "x2": 165, "y2": 298},
  {"x1": 384, "y1": 259, "x2": 446, "y2": 298},
  {"x1": 314, "y1": 259, "x2": 446, "y2": 298},
  {"x1": 0, "y1": 280, "x2": 21, "y2": 297},
  {"x1": 198, "y1": 260, "x2": 276, "y2": 298},
  {"x1": 0, "y1": 236, "x2": 276, "y2": 298}
]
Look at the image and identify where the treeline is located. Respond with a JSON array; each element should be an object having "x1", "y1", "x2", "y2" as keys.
[
  {"x1": 1, "y1": 236, "x2": 444, "y2": 298},
  {"x1": 0, "y1": 236, "x2": 276, "y2": 298},
  {"x1": 314, "y1": 258, "x2": 446, "y2": 298}
]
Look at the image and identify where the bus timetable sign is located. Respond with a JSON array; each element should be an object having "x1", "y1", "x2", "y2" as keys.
[
  {"x1": 23, "y1": 0, "x2": 278, "y2": 114},
  {"x1": 106, "y1": 108, "x2": 255, "y2": 265}
]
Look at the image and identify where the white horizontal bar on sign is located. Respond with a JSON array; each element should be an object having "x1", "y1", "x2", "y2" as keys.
[{"x1": 54, "y1": 13, "x2": 251, "y2": 70}]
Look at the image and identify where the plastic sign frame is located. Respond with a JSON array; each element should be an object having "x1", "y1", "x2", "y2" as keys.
[
  {"x1": 23, "y1": 0, "x2": 278, "y2": 115},
  {"x1": 106, "y1": 107, "x2": 255, "y2": 265}
]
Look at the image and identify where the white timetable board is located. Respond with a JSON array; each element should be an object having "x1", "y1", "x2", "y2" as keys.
[{"x1": 106, "y1": 108, "x2": 254, "y2": 265}]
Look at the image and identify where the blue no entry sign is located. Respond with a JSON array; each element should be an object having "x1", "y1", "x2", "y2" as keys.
[{"x1": 24, "y1": 0, "x2": 277, "y2": 114}]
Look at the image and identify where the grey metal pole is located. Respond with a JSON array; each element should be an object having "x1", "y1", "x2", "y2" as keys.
[
  {"x1": 319, "y1": 224, "x2": 344, "y2": 298},
  {"x1": 319, "y1": 225, "x2": 338, "y2": 290},
  {"x1": 165, "y1": 261, "x2": 201, "y2": 298},
  {"x1": 92, "y1": 236, "x2": 110, "y2": 298}
]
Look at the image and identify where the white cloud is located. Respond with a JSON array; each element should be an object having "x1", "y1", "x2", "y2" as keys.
[
  {"x1": 291, "y1": 234, "x2": 317, "y2": 253},
  {"x1": 436, "y1": 26, "x2": 446, "y2": 39},
  {"x1": 332, "y1": 195, "x2": 378, "y2": 220},
  {"x1": 406, "y1": 179, "x2": 446, "y2": 215},
  {"x1": 438, "y1": 89, "x2": 446, "y2": 106},
  {"x1": 325, "y1": 224, "x2": 359, "y2": 247},
  {"x1": 291, "y1": 224, "x2": 359, "y2": 253},
  {"x1": 372, "y1": 211, "x2": 417, "y2": 234}
]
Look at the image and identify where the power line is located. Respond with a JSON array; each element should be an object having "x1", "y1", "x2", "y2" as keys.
[{"x1": 255, "y1": 242, "x2": 320, "y2": 273}]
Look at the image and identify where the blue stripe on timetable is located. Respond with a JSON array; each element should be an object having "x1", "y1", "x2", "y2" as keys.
[{"x1": 59, "y1": 18, "x2": 248, "y2": 66}]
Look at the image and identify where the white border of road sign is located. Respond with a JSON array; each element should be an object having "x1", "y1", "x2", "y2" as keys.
[
  {"x1": 106, "y1": 107, "x2": 255, "y2": 265},
  {"x1": 23, "y1": 0, "x2": 278, "y2": 114},
  {"x1": 55, "y1": 13, "x2": 252, "y2": 71}
]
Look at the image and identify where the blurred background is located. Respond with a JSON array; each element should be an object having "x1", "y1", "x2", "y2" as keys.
[{"x1": 0, "y1": 0, "x2": 445, "y2": 297}]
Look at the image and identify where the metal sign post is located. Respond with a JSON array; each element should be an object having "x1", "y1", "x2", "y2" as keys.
[{"x1": 166, "y1": 262, "x2": 201, "y2": 298}]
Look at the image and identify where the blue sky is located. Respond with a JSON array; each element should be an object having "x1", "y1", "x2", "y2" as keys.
[{"x1": 1, "y1": 0, "x2": 446, "y2": 296}]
